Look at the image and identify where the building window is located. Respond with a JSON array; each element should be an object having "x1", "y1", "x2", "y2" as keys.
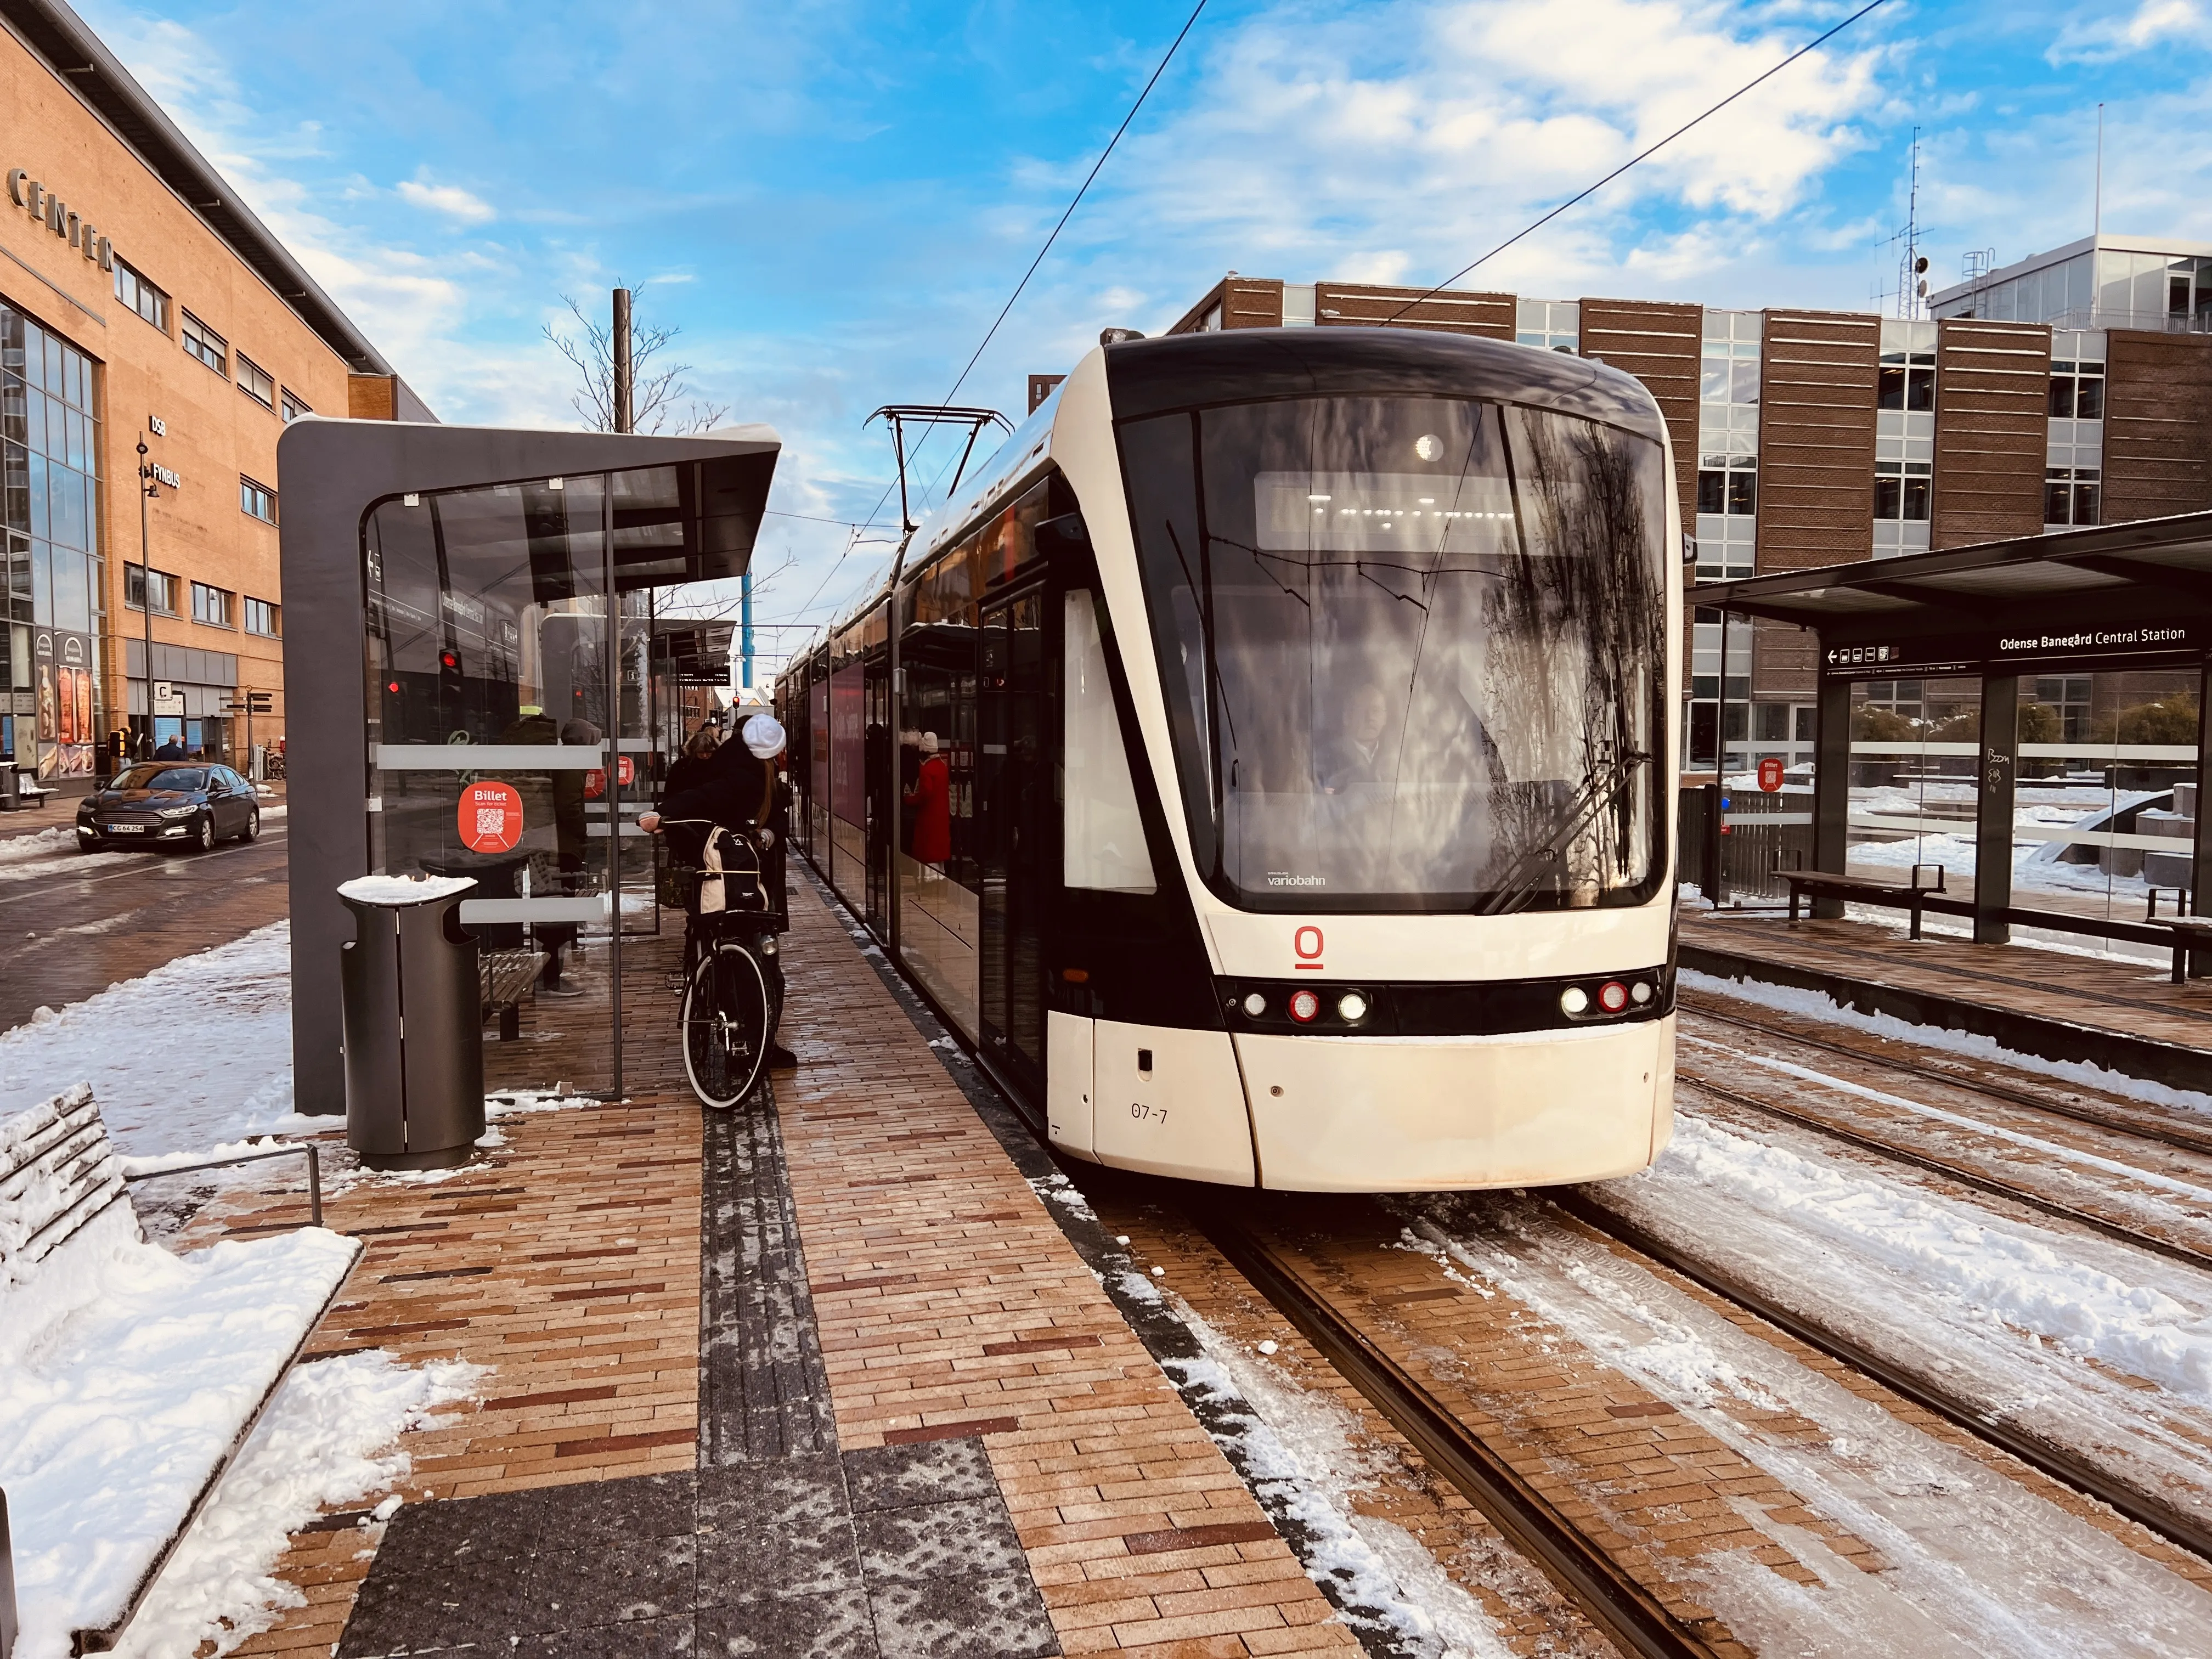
[
  {"x1": 240, "y1": 476, "x2": 277, "y2": 523},
  {"x1": 1877, "y1": 351, "x2": 1936, "y2": 410},
  {"x1": 1874, "y1": 460, "x2": 1933, "y2": 522},
  {"x1": 181, "y1": 312, "x2": 227, "y2": 375},
  {"x1": 280, "y1": 387, "x2": 311, "y2": 422},
  {"x1": 236, "y1": 354, "x2": 274, "y2": 408},
  {"x1": 2045, "y1": 467, "x2": 2101, "y2": 527},
  {"x1": 1515, "y1": 298, "x2": 1579, "y2": 353},
  {"x1": 2035, "y1": 676, "x2": 2094, "y2": 743},
  {"x1": 190, "y1": 581, "x2": 232, "y2": 627},
  {"x1": 112, "y1": 258, "x2": 170, "y2": 332},
  {"x1": 2049, "y1": 357, "x2": 2106, "y2": 419},
  {"x1": 1697, "y1": 461, "x2": 1757, "y2": 516},
  {"x1": 244, "y1": 596, "x2": 280, "y2": 637},
  {"x1": 126, "y1": 563, "x2": 178, "y2": 614}
]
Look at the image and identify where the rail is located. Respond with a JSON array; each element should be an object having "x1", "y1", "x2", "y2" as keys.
[
  {"x1": 121, "y1": 1141, "x2": 324, "y2": 1227},
  {"x1": 1194, "y1": 1208, "x2": 1719, "y2": 1659}
]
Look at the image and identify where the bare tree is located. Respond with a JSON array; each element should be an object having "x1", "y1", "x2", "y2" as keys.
[{"x1": 543, "y1": 291, "x2": 731, "y2": 433}]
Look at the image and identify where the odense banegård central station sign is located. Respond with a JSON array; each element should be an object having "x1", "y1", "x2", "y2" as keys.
[{"x1": 1821, "y1": 620, "x2": 2204, "y2": 679}]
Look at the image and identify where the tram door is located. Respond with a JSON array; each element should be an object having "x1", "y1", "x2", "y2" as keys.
[
  {"x1": 978, "y1": 584, "x2": 1049, "y2": 1096},
  {"x1": 864, "y1": 652, "x2": 894, "y2": 936}
]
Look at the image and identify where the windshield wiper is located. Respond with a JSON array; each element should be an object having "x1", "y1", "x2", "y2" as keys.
[{"x1": 1476, "y1": 747, "x2": 1652, "y2": 917}]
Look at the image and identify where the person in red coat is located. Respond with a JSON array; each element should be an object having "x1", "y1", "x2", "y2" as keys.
[{"x1": 905, "y1": 731, "x2": 952, "y2": 866}]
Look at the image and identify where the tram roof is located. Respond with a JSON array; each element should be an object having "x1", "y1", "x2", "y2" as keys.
[{"x1": 1690, "y1": 510, "x2": 2212, "y2": 641}]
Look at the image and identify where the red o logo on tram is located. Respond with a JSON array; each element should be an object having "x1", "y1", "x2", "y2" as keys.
[{"x1": 1293, "y1": 925, "x2": 1324, "y2": 972}]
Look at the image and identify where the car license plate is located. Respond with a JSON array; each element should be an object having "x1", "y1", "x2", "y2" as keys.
[{"x1": 109, "y1": 823, "x2": 145, "y2": 833}]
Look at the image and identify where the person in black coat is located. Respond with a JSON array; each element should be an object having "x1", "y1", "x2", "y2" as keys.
[{"x1": 642, "y1": 713, "x2": 795, "y2": 1070}]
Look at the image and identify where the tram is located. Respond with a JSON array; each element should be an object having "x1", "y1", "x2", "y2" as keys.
[{"x1": 776, "y1": 326, "x2": 1679, "y2": 1191}]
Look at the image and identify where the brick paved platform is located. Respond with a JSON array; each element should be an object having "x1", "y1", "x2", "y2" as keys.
[
  {"x1": 1682, "y1": 907, "x2": 2212, "y2": 1089},
  {"x1": 218, "y1": 874, "x2": 1350, "y2": 1657}
]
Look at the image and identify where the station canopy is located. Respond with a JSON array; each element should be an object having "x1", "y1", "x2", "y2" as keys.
[{"x1": 1694, "y1": 510, "x2": 2212, "y2": 681}]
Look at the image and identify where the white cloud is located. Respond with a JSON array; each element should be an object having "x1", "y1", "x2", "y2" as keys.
[
  {"x1": 1066, "y1": 0, "x2": 1888, "y2": 317},
  {"x1": 2049, "y1": 0, "x2": 2211, "y2": 63},
  {"x1": 394, "y1": 177, "x2": 496, "y2": 223}
]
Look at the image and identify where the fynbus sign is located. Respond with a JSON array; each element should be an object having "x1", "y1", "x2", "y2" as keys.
[{"x1": 6, "y1": 167, "x2": 116, "y2": 272}]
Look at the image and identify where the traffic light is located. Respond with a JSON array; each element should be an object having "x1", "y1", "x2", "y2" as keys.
[{"x1": 439, "y1": 647, "x2": 462, "y2": 706}]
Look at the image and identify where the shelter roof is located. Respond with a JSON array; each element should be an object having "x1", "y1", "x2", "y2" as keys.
[{"x1": 1690, "y1": 511, "x2": 2212, "y2": 640}]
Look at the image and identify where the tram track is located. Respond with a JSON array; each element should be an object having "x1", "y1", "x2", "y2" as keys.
[
  {"x1": 1672, "y1": 1061, "x2": 2212, "y2": 1275},
  {"x1": 1549, "y1": 1187, "x2": 2212, "y2": 1567},
  {"x1": 1192, "y1": 1204, "x2": 1720, "y2": 1659},
  {"x1": 1681, "y1": 992, "x2": 2212, "y2": 1159}
]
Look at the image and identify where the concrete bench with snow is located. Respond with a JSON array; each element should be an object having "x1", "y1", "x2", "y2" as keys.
[{"x1": 0, "y1": 1086, "x2": 361, "y2": 1658}]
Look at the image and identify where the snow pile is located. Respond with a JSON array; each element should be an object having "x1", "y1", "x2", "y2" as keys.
[
  {"x1": 0, "y1": 849, "x2": 149, "y2": 884},
  {"x1": 1680, "y1": 968, "x2": 2212, "y2": 1118},
  {"x1": 0, "y1": 824, "x2": 81, "y2": 862},
  {"x1": 103, "y1": 1350, "x2": 478, "y2": 1659},
  {"x1": 0, "y1": 923, "x2": 297, "y2": 1154},
  {"x1": 1640, "y1": 1115, "x2": 2212, "y2": 1400},
  {"x1": 337, "y1": 873, "x2": 475, "y2": 905},
  {"x1": 1, "y1": 1199, "x2": 367, "y2": 1657}
]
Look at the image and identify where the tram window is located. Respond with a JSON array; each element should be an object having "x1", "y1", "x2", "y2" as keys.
[
  {"x1": 1063, "y1": 589, "x2": 1155, "y2": 893},
  {"x1": 1120, "y1": 393, "x2": 1667, "y2": 912}
]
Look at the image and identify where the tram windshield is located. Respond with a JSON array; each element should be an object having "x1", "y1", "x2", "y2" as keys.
[{"x1": 1119, "y1": 394, "x2": 1669, "y2": 913}]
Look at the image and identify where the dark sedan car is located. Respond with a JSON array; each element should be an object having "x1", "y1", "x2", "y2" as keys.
[{"x1": 77, "y1": 763, "x2": 263, "y2": 853}]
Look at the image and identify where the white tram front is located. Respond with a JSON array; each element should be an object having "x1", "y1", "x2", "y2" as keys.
[{"x1": 780, "y1": 326, "x2": 1679, "y2": 1191}]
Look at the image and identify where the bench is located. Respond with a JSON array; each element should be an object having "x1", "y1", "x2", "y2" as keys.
[
  {"x1": 1784, "y1": 862, "x2": 1948, "y2": 940},
  {"x1": 1, "y1": 1086, "x2": 360, "y2": 1657},
  {"x1": 480, "y1": 947, "x2": 549, "y2": 1041},
  {"x1": 1, "y1": 769, "x2": 52, "y2": 812},
  {"x1": 2148, "y1": 916, "x2": 2212, "y2": 986}
]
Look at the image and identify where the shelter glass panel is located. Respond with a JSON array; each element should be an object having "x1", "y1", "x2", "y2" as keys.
[{"x1": 363, "y1": 472, "x2": 657, "y2": 1097}]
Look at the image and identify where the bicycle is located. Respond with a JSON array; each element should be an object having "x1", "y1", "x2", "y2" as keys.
[{"x1": 658, "y1": 819, "x2": 785, "y2": 1110}]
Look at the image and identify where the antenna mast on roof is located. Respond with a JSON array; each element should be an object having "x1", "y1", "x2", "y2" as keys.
[
  {"x1": 867, "y1": 406, "x2": 1013, "y2": 539},
  {"x1": 1892, "y1": 128, "x2": 1928, "y2": 320}
]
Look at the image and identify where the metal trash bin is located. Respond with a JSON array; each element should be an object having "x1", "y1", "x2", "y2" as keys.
[
  {"x1": 0, "y1": 766, "x2": 18, "y2": 812},
  {"x1": 338, "y1": 874, "x2": 485, "y2": 1171}
]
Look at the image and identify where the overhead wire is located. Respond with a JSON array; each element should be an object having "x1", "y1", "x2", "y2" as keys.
[
  {"x1": 1380, "y1": 0, "x2": 1893, "y2": 325},
  {"x1": 769, "y1": 0, "x2": 1213, "y2": 647}
]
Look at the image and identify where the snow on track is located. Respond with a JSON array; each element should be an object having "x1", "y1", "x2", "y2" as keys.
[
  {"x1": 1680, "y1": 968, "x2": 2212, "y2": 1120},
  {"x1": 1582, "y1": 1112, "x2": 2212, "y2": 1543},
  {"x1": 1154, "y1": 1289, "x2": 1519, "y2": 1659},
  {"x1": 1404, "y1": 1194, "x2": 2212, "y2": 1657}
]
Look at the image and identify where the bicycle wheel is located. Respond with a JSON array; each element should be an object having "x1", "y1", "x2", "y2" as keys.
[{"x1": 681, "y1": 939, "x2": 770, "y2": 1109}]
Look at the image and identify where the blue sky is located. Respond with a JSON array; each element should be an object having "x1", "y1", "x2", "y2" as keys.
[{"x1": 76, "y1": 0, "x2": 2212, "y2": 674}]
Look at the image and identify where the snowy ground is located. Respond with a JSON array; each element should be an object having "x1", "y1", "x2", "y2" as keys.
[{"x1": 0, "y1": 922, "x2": 301, "y2": 1154}]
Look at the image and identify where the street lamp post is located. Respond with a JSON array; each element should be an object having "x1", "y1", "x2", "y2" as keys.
[{"x1": 135, "y1": 436, "x2": 155, "y2": 759}]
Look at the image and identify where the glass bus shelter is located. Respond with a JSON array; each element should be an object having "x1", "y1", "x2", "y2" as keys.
[{"x1": 1691, "y1": 510, "x2": 2212, "y2": 952}]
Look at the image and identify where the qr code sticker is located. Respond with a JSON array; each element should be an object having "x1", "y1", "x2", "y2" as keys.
[{"x1": 475, "y1": 806, "x2": 506, "y2": 839}]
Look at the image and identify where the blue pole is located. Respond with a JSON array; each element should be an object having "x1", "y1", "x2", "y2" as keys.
[{"x1": 740, "y1": 568, "x2": 754, "y2": 690}]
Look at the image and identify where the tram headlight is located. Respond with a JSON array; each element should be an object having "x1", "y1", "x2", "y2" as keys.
[
  {"x1": 1630, "y1": 981, "x2": 1652, "y2": 1005},
  {"x1": 1243, "y1": 992, "x2": 1267, "y2": 1018},
  {"x1": 1599, "y1": 980, "x2": 1629, "y2": 1013},
  {"x1": 1559, "y1": 986, "x2": 1589, "y2": 1015},
  {"x1": 1289, "y1": 989, "x2": 1321, "y2": 1023},
  {"x1": 1337, "y1": 991, "x2": 1369, "y2": 1023}
]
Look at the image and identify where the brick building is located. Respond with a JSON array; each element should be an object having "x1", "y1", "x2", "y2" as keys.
[
  {"x1": 1166, "y1": 247, "x2": 2212, "y2": 774},
  {"x1": 1, "y1": 0, "x2": 426, "y2": 789}
]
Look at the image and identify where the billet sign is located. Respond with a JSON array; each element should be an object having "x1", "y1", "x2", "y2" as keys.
[{"x1": 459, "y1": 780, "x2": 524, "y2": 854}]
